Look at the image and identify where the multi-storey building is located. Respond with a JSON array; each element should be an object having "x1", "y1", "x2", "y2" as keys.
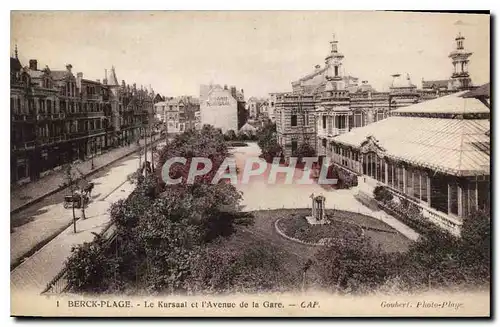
[
  {"x1": 199, "y1": 84, "x2": 247, "y2": 133},
  {"x1": 154, "y1": 96, "x2": 200, "y2": 134},
  {"x1": 331, "y1": 89, "x2": 490, "y2": 236},
  {"x1": 275, "y1": 93, "x2": 318, "y2": 159},
  {"x1": 275, "y1": 33, "x2": 473, "y2": 162},
  {"x1": 10, "y1": 52, "x2": 155, "y2": 184}
]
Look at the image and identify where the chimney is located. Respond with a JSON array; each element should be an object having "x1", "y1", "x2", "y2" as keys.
[
  {"x1": 241, "y1": 89, "x2": 244, "y2": 94},
  {"x1": 66, "y1": 64, "x2": 73, "y2": 72},
  {"x1": 29, "y1": 59, "x2": 38, "y2": 71},
  {"x1": 103, "y1": 69, "x2": 108, "y2": 85},
  {"x1": 230, "y1": 86, "x2": 237, "y2": 98},
  {"x1": 224, "y1": 84, "x2": 228, "y2": 90},
  {"x1": 96, "y1": 79, "x2": 100, "y2": 83}
]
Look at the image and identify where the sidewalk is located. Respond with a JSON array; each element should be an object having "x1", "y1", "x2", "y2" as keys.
[
  {"x1": 11, "y1": 135, "x2": 163, "y2": 214},
  {"x1": 10, "y1": 146, "x2": 156, "y2": 268},
  {"x1": 11, "y1": 177, "x2": 137, "y2": 293}
]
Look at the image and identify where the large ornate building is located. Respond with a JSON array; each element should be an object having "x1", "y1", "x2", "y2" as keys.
[
  {"x1": 275, "y1": 33, "x2": 473, "y2": 160},
  {"x1": 331, "y1": 89, "x2": 490, "y2": 236},
  {"x1": 10, "y1": 50, "x2": 155, "y2": 184}
]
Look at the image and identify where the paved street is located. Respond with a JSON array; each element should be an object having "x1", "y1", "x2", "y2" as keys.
[
  {"x1": 11, "y1": 136, "x2": 163, "y2": 213},
  {"x1": 231, "y1": 143, "x2": 419, "y2": 241},
  {"x1": 10, "y1": 146, "x2": 160, "y2": 293}
]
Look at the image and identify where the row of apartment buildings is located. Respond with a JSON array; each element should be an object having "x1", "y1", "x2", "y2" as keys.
[
  {"x1": 10, "y1": 51, "x2": 157, "y2": 184},
  {"x1": 153, "y1": 96, "x2": 201, "y2": 134},
  {"x1": 274, "y1": 33, "x2": 490, "y2": 235}
]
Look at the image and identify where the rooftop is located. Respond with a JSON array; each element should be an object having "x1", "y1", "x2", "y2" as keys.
[
  {"x1": 333, "y1": 92, "x2": 490, "y2": 176},
  {"x1": 394, "y1": 91, "x2": 489, "y2": 115}
]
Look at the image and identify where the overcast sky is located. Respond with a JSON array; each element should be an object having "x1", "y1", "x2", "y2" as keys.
[{"x1": 11, "y1": 11, "x2": 489, "y2": 98}]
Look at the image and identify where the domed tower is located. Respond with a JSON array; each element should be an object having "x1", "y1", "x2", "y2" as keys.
[{"x1": 449, "y1": 32, "x2": 473, "y2": 90}]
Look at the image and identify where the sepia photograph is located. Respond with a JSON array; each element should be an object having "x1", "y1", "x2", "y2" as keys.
[{"x1": 9, "y1": 10, "x2": 491, "y2": 317}]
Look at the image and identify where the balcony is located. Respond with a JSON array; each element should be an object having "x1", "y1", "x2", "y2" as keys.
[
  {"x1": 85, "y1": 94, "x2": 102, "y2": 101},
  {"x1": 36, "y1": 114, "x2": 51, "y2": 121},
  {"x1": 12, "y1": 114, "x2": 34, "y2": 122},
  {"x1": 51, "y1": 113, "x2": 66, "y2": 120},
  {"x1": 49, "y1": 135, "x2": 67, "y2": 143},
  {"x1": 12, "y1": 140, "x2": 36, "y2": 151},
  {"x1": 67, "y1": 111, "x2": 105, "y2": 118}
]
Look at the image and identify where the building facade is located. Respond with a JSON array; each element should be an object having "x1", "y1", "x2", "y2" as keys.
[
  {"x1": 10, "y1": 52, "x2": 155, "y2": 184},
  {"x1": 275, "y1": 33, "x2": 472, "y2": 161},
  {"x1": 199, "y1": 84, "x2": 247, "y2": 133},
  {"x1": 330, "y1": 91, "x2": 490, "y2": 235}
]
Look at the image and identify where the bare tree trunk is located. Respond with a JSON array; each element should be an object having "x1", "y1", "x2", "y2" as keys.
[
  {"x1": 72, "y1": 198, "x2": 77, "y2": 233},
  {"x1": 80, "y1": 193, "x2": 86, "y2": 220}
]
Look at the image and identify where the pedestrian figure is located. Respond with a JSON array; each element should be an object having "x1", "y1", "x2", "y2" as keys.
[{"x1": 83, "y1": 182, "x2": 95, "y2": 198}]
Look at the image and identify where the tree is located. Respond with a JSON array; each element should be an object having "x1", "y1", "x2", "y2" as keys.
[
  {"x1": 65, "y1": 125, "x2": 254, "y2": 294},
  {"x1": 292, "y1": 141, "x2": 316, "y2": 164},
  {"x1": 257, "y1": 122, "x2": 282, "y2": 162}
]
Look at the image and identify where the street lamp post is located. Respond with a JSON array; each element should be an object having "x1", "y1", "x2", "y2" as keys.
[{"x1": 91, "y1": 139, "x2": 95, "y2": 170}]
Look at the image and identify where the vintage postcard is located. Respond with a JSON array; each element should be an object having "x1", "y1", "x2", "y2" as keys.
[{"x1": 10, "y1": 10, "x2": 491, "y2": 317}]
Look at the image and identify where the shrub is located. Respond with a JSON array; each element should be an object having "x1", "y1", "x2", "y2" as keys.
[
  {"x1": 65, "y1": 234, "x2": 118, "y2": 293},
  {"x1": 187, "y1": 235, "x2": 298, "y2": 294},
  {"x1": 373, "y1": 186, "x2": 393, "y2": 203},
  {"x1": 314, "y1": 231, "x2": 395, "y2": 294},
  {"x1": 223, "y1": 130, "x2": 237, "y2": 141}
]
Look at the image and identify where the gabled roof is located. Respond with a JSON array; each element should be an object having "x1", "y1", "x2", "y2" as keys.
[
  {"x1": 51, "y1": 70, "x2": 71, "y2": 80},
  {"x1": 293, "y1": 66, "x2": 328, "y2": 84},
  {"x1": 27, "y1": 70, "x2": 44, "y2": 78},
  {"x1": 422, "y1": 79, "x2": 449, "y2": 89},
  {"x1": 11, "y1": 57, "x2": 22, "y2": 72}
]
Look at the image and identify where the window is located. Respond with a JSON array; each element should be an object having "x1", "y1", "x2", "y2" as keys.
[
  {"x1": 405, "y1": 167, "x2": 413, "y2": 195},
  {"x1": 449, "y1": 182, "x2": 458, "y2": 215},
  {"x1": 334, "y1": 66, "x2": 339, "y2": 77},
  {"x1": 304, "y1": 113, "x2": 309, "y2": 126},
  {"x1": 322, "y1": 139, "x2": 327, "y2": 148},
  {"x1": 387, "y1": 162, "x2": 393, "y2": 186},
  {"x1": 291, "y1": 114, "x2": 297, "y2": 127},
  {"x1": 412, "y1": 171, "x2": 420, "y2": 199},
  {"x1": 421, "y1": 173, "x2": 428, "y2": 202},
  {"x1": 291, "y1": 139, "x2": 298, "y2": 153},
  {"x1": 322, "y1": 116, "x2": 327, "y2": 129},
  {"x1": 354, "y1": 113, "x2": 363, "y2": 127},
  {"x1": 377, "y1": 111, "x2": 385, "y2": 122}
]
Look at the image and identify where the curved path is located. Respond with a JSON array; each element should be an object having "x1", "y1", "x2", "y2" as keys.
[{"x1": 231, "y1": 143, "x2": 419, "y2": 241}]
